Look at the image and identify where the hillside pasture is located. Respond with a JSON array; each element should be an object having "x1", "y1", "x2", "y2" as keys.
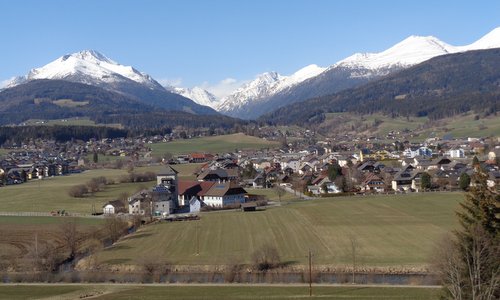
[
  {"x1": 322, "y1": 112, "x2": 499, "y2": 140},
  {"x1": 20, "y1": 117, "x2": 122, "y2": 128},
  {"x1": 98, "y1": 192, "x2": 462, "y2": 268},
  {"x1": 150, "y1": 133, "x2": 278, "y2": 155}
]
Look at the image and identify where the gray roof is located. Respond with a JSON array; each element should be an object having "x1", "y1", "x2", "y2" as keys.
[{"x1": 158, "y1": 165, "x2": 178, "y2": 176}]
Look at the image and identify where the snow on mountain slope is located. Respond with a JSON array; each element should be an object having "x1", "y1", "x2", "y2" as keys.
[
  {"x1": 5, "y1": 50, "x2": 164, "y2": 90},
  {"x1": 272, "y1": 64, "x2": 326, "y2": 93},
  {"x1": 459, "y1": 27, "x2": 500, "y2": 51},
  {"x1": 334, "y1": 27, "x2": 500, "y2": 74},
  {"x1": 216, "y1": 27, "x2": 500, "y2": 118},
  {"x1": 216, "y1": 65, "x2": 325, "y2": 114},
  {"x1": 171, "y1": 86, "x2": 220, "y2": 108},
  {"x1": 216, "y1": 72, "x2": 282, "y2": 112},
  {"x1": 336, "y1": 35, "x2": 455, "y2": 70}
]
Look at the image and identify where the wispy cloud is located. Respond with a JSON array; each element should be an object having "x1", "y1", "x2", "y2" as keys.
[{"x1": 200, "y1": 77, "x2": 248, "y2": 99}]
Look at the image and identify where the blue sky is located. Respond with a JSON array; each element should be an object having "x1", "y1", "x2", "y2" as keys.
[{"x1": 0, "y1": 0, "x2": 499, "y2": 96}]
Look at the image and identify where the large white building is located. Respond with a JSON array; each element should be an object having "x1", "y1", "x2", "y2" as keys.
[{"x1": 202, "y1": 181, "x2": 247, "y2": 207}]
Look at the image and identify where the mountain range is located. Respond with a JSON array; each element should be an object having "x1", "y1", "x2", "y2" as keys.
[
  {"x1": 208, "y1": 27, "x2": 500, "y2": 119},
  {"x1": 260, "y1": 48, "x2": 500, "y2": 125},
  {"x1": 1, "y1": 27, "x2": 499, "y2": 126}
]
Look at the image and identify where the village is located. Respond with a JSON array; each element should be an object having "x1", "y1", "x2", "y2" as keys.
[{"x1": 1, "y1": 133, "x2": 499, "y2": 219}]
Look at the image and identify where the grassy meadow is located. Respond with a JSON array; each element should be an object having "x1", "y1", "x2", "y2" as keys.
[
  {"x1": 0, "y1": 284, "x2": 442, "y2": 300},
  {"x1": 98, "y1": 192, "x2": 463, "y2": 268},
  {"x1": 0, "y1": 164, "x2": 201, "y2": 214},
  {"x1": 21, "y1": 117, "x2": 122, "y2": 128},
  {"x1": 323, "y1": 112, "x2": 499, "y2": 140},
  {"x1": 150, "y1": 133, "x2": 278, "y2": 156},
  {"x1": 0, "y1": 169, "x2": 150, "y2": 214},
  {"x1": 246, "y1": 187, "x2": 298, "y2": 202}
]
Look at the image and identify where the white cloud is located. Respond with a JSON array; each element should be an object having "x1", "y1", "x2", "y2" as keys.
[
  {"x1": 156, "y1": 77, "x2": 183, "y2": 88},
  {"x1": 200, "y1": 77, "x2": 248, "y2": 99}
]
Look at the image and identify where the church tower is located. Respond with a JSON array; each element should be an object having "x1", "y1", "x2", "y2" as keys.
[{"x1": 156, "y1": 165, "x2": 179, "y2": 205}]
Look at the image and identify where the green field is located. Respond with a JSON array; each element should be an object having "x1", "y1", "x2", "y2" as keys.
[
  {"x1": 0, "y1": 215, "x2": 103, "y2": 226},
  {"x1": 0, "y1": 169, "x2": 153, "y2": 214},
  {"x1": 21, "y1": 117, "x2": 122, "y2": 128},
  {"x1": 0, "y1": 164, "x2": 202, "y2": 214},
  {"x1": 246, "y1": 187, "x2": 298, "y2": 202},
  {"x1": 420, "y1": 113, "x2": 500, "y2": 139},
  {"x1": 0, "y1": 284, "x2": 442, "y2": 300},
  {"x1": 323, "y1": 112, "x2": 499, "y2": 140},
  {"x1": 98, "y1": 192, "x2": 462, "y2": 268},
  {"x1": 150, "y1": 133, "x2": 278, "y2": 155}
]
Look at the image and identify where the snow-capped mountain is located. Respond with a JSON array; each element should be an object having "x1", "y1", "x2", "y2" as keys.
[
  {"x1": 3, "y1": 50, "x2": 218, "y2": 115},
  {"x1": 457, "y1": 27, "x2": 500, "y2": 51},
  {"x1": 5, "y1": 50, "x2": 164, "y2": 91},
  {"x1": 216, "y1": 65, "x2": 325, "y2": 116},
  {"x1": 334, "y1": 35, "x2": 455, "y2": 76},
  {"x1": 216, "y1": 27, "x2": 500, "y2": 119},
  {"x1": 170, "y1": 86, "x2": 220, "y2": 109},
  {"x1": 333, "y1": 27, "x2": 500, "y2": 77}
]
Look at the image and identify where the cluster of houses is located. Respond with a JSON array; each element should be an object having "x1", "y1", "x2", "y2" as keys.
[
  {"x1": 0, "y1": 136, "x2": 158, "y2": 187},
  {"x1": 102, "y1": 141, "x2": 499, "y2": 217},
  {"x1": 103, "y1": 162, "x2": 249, "y2": 217},
  {"x1": 0, "y1": 150, "x2": 79, "y2": 185}
]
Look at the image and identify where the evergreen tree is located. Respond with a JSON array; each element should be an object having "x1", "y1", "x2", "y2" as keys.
[
  {"x1": 327, "y1": 163, "x2": 342, "y2": 181},
  {"x1": 458, "y1": 172, "x2": 471, "y2": 191},
  {"x1": 472, "y1": 155, "x2": 480, "y2": 167},
  {"x1": 420, "y1": 172, "x2": 431, "y2": 190},
  {"x1": 441, "y1": 169, "x2": 500, "y2": 299},
  {"x1": 457, "y1": 170, "x2": 499, "y2": 236}
]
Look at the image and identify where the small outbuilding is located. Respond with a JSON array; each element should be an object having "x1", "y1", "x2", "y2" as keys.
[
  {"x1": 103, "y1": 200, "x2": 127, "y2": 214},
  {"x1": 241, "y1": 202, "x2": 257, "y2": 212}
]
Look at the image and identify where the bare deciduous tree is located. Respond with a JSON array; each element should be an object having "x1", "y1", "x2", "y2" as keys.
[
  {"x1": 274, "y1": 185, "x2": 286, "y2": 203},
  {"x1": 68, "y1": 184, "x2": 88, "y2": 197},
  {"x1": 58, "y1": 218, "x2": 82, "y2": 259},
  {"x1": 103, "y1": 216, "x2": 128, "y2": 243},
  {"x1": 251, "y1": 244, "x2": 281, "y2": 271},
  {"x1": 432, "y1": 234, "x2": 465, "y2": 300}
]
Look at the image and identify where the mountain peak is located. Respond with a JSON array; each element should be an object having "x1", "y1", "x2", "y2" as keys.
[
  {"x1": 336, "y1": 34, "x2": 453, "y2": 70},
  {"x1": 5, "y1": 49, "x2": 163, "y2": 90},
  {"x1": 464, "y1": 27, "x2": 500, "y2": 50},
  {"x1": 171, "y1": 86, "x2": 219, "y2": 109},
  {"x1": 65, "y1": 49, "x2": 114, "y2": 64}
]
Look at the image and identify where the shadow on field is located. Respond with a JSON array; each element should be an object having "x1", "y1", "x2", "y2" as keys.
[
  {"x1": 122, "y1": 233, "x2": 153, "y2": 240},
  {"x1": 332, "y1": 287, "x2": 370, "y2": 295},
  {"x1": 280, "y1": 260, "x2": 299, "y2": 267},
  {"x1": 103, "y1": 244, "x2": 132, "y2": 251},
  {"x1": 102, "y1": 258, "x2": 131, "y2": 264}
]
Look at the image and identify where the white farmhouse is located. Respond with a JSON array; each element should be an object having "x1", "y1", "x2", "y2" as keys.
[{"x1": 203, "y1": 182, "x2": 247, "y2": 207}]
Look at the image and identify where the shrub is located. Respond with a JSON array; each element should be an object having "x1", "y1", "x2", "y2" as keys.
[
  {"x1": 251, "y1": 244, "x2": 281, "y2": 271},
  {"x1": 68, "y1": 184, "x2": 88, "y2": 197}
]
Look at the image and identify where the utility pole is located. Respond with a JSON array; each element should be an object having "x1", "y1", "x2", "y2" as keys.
[
  {"x1": 308, "y1": 250, "x2": 313, "y2": 297},
  {"x1": 195, "y1": 223, "x2": 199, "y2": 256}
]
